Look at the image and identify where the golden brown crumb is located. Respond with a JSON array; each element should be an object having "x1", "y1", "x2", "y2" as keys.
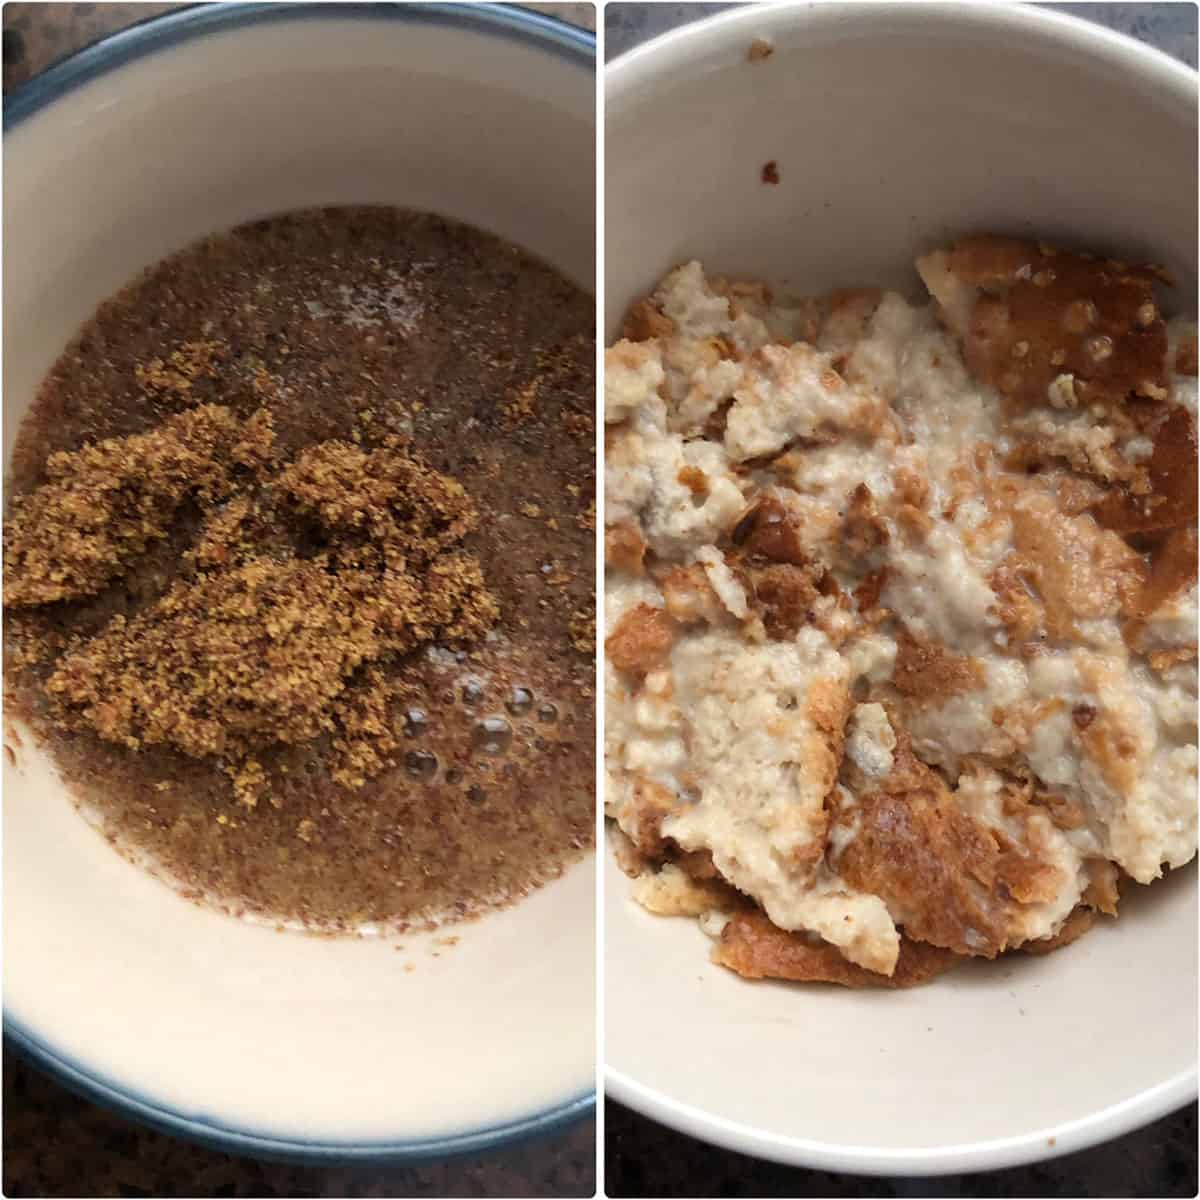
[
  {"x1": 747, "y1": 37, "x2": 774, "y2": 62},
  {"x1": 278, "y1": 436, "x2": 478, "y2": 567},
  {"x1": 843, "y1": 483, "x2": 889, "y2": 558},
  {"x1": 737, "y1": 559, "x2": 823, "y2": 640},
  {"x1": 606, "y1": 522, "x2": 647, "y2": 575},
  {"x1": 730, "y1": 495, "x2": 809, "y2": 565},
  {"x1": 606, "y1": 604, "x2": 675, "y2": 677},
  {"x1": 4, "y1": 405, "x2": 271, "y2": 607},
  {"x1": 40, "y1": 435, "x2": 498, "y2": 800},
  {"x1": 48, "y1": 559, "x2": 388, "y2": 757},
  {"x1": 135, "y1": 339, "x2": 226, "y2": 399},
  {"x1": 569, "y1": 607, "x2": 595, "y2": 655},
  {"x1": 504, "y1": 378, "x2": 540, "y2": 422},
  {"x1": 892, "y1": 626, "x2": 984, "y2": 702}
]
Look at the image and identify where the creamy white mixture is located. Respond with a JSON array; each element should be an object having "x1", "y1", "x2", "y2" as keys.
[{"x1": 605, "y1": 246, "x2": 1198, "y2": 979}]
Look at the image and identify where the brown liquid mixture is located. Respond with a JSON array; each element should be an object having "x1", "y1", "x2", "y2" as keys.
[{"x1": 4, "y1": 207, "x2": 595, "y2": 932}]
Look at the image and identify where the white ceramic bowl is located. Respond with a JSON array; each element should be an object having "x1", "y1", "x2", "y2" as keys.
[
  {"x1": 606, "y1": 1, "x2": 1197, "y2": 1174},
  {"x1": 4, "y1": 2, "x2": 595, "y2": 1162}
]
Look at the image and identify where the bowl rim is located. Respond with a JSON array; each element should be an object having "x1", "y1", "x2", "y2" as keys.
[
  {"x1": 3, "y1": 0, "x2": 595, "y2": 1167},
  {"x1": 604, "y1": 0, "x2": 1197, "y2": 1176},
  {"x1": 607, "y1": 0, "x2": 1197, "y2": 106},
  {"x1": 4, "y1": 0, "x2": 594, "y2": 132}
]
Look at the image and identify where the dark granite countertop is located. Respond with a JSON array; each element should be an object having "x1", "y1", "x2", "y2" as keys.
[
  {"x1": 606, "y1": 1101, "x2": 1198, "y2": 1198},
  {"x1": 2, "y1": 4, "x2": 594, "y2": 1197},
  {"x1": 603, "y1": 3, "x2": 1197, "y2": 1196}
]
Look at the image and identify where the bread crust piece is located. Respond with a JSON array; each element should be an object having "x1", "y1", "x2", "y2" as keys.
[
  {"x1": 920, "y1": 235, "x2": 1170, "y2": 414},
  {"x1": 1092, "y1": 406, "x2": 1198, "y2": 533},
  {"x1": 835, "y1": 742, "x2": 1063, "y2": 958},
  {"x1": 713, "y1": 910, "x2": 960, "y2": 988},
  {"x1": 1018, "y1": 905, "x2": 1097, "y2": 955}
]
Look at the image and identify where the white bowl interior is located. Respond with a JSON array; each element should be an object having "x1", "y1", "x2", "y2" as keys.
[
  {"x1": 605, "y1": 1, "x2": 1197, "y2": 1172},
  {"x1": 4, "y1": 11, "x2": 594, "y2": 1146},
  {"x1": 607, "y1": 2, "x2": 1198, "y2": 331}
]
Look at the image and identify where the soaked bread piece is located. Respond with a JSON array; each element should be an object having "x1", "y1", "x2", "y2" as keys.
[
  {"x1": 606, "y1": 245, "x2": 1195, "y2": 990},
  {"x1": 994, "y1": 481, "x2": 1147, "y2": 639}
]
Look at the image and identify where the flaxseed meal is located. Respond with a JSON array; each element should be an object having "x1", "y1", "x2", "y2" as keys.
[
  {"x1": 5, "y1": 207, "x2": 595, "y2": 932},
  {"x1": 605, "y1": 236, "x2": 1197, "y2": 987}
]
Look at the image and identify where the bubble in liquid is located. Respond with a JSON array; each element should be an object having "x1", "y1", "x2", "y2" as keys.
[
  {"x1": 461, "y1": 678, "x2": 485, "y2": 705},
  {"x1": 536, "y1": 702, "x2": 558, "y2": 724},
  {"x1": 403, "y1": 708, "x2": 428, "y2": 738},
  {"x1": 506, "y1": 686, "x2": 534, "y2": 717},
  {"x1": 404, "y1": 750, "x2": 438, "y2": 781},
  {"x1": 446, "y1": 767, "x2": 463, "y2": 785},
  {"x1": 467, "y1": 784, "x2": 487, "y2": 804},
  {"x1": 473, "y1": 716, "x2": 513, "y2": 755}
]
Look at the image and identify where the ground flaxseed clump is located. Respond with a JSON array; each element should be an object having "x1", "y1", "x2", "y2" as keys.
[
  {"x1": 29, "y1": 430, "x2": 498, "y2": 808},
  {"x1": 3, "y1": 404, "x2": 271, "y2": 607},
  {"x1": 4, "y1": 207, "x2": 594, "y2": 932}
]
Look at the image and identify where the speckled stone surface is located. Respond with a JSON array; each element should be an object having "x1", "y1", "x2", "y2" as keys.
[
  {"x1": 2, "y1": 4, "x2": 595, "y2": 1197},
  {"x1": 603, "y1": 3, "x2": 1197, "y2": 1196},
  {"x1": 606, "y1": 1101, "x2": 1198, "y2": 1198}
]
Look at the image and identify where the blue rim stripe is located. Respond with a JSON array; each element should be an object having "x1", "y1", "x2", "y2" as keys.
[
  {"x1": 4, "y1": 0, "x2": 595, "y2": 1165},
  {"x1": 6, "y1": 1018, "x2": 594, "y2": 1165},
  {"x1": 4, "y1": 2, "x2": 595, "y2": 132}
]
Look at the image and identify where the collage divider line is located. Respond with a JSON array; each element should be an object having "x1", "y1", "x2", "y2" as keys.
[{"x1": 593, "y1": 2, "x2": 607, "y2": 1194}]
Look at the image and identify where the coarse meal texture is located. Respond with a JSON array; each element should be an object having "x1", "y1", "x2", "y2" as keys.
[
  {"x1": 4, "y1": 207, "x2": 595, "y2": 933},
  {"x1": 604, "y1": 235, "x2": 1197, "y2": 987}
]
